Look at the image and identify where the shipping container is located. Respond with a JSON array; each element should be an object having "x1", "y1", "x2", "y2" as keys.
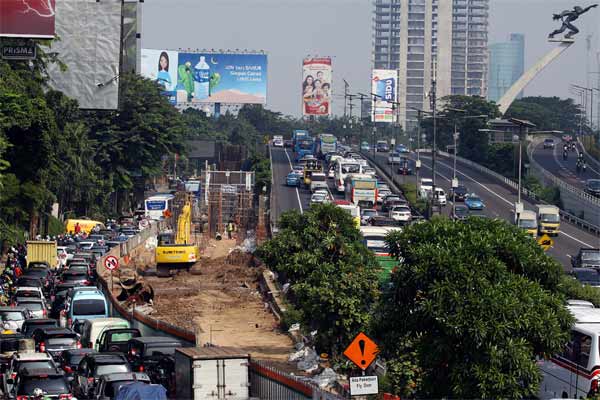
[
  {"x1": 26, "y1": 241, "x2": 58, "y2": 269},
  {"x1": 175, "y1": 347, "x2": 250, "y2": 400}
]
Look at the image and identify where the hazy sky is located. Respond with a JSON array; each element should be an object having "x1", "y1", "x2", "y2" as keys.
[{"x1": 143, "y1": 0, "x2": 600, "y2": 117}]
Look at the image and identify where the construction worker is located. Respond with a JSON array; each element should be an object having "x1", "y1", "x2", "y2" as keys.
[{"x1": 226, "y1": 220, "x2": 235, "y2": 239}]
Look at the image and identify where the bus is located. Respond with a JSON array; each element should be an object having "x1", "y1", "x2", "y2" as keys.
[
  {"x1": 317, "y1": 134, "x2": 337, "y2": 158},
  {"x1": 334, "y1": 158, "x2": 361, "y2": 193},
  {"x1": 345, "y1": 174, "x2": 378, "y2": 208},
  {"x1": 295, "y1": 136, "x2": 316, "y2": 161},
  {"x1": 360, "y1": 226, "x2": 402, "y2": 283},
  {"x1": 292, "y1": 129, "x2": 309, "y2": 148},
  {"x1": 144, "y1": 194, "x2": 175, "y2": 220},
  {"x1": 334, "y1": 200, "x2": 360, "y2": 228}
]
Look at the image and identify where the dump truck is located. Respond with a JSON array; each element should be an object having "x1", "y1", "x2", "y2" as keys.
[
  {"x1": 26, "y1": 240, "x2": 58, "y2": 269},
  {"x1": 536, "y1": 205, "x2": 560, "y2": 236},
  {"x1": 155, "y1": 198, "x2": 199, "y2": 277}
]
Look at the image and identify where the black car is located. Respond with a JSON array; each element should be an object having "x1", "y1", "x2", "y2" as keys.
[
  {"x1": 97, "y1": 328, "x2": 141, "y2": 353},
  {"x1": 72, "y1": 353, "x2": 132, "y2": 398},
  {"x1": 58, "y1": 270, "x2": 92, "y2": 286},
  {"x1": 450, "y1": 185, "x2": 468, "y2": 202},
  {"x1": 32, "y1": 327, "x2": 81, "y2": 359},
  {"x1": 13, "y1": 367, "x2": 71, "y2": 399},
  {"x1": 93, "y1": 372, "x2": 152, "y2": 400},
  {"x1": 452, "y1": 204, "x2": 470, "y2": 221},
  {"x1": 57, "y1": 348, "x2": 96, "y2": 379},
  {"x1": 571, "y1": 267, "x2": 600, "y2": 287},
  {"x1": 21, "y1": 318, "x2": 59, "y2": 337},
  {"x1": 585, "y1": 179, "x2": 600, "y2": 197},
  {"x1": 368, "y1": 215, "x2": 401, "y2": 227},
  {"x1": 397, "y1": 158, "x2": 413, "y2": 175},
  {"x1": 571, "y1": 248, "x2": 600, "y2": 269},
  {"x1": 15, "y1": 276, "x2": 43, "y2": 288}
]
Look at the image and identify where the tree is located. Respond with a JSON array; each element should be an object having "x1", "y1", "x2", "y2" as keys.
[
  {"x1": 374, "y1": 217, "x2": 572, "y2": 399},
  {"x1": 256, "y1": 204, "x2": 380, "y2": 355},
  {"x1": 506, "y1": 96, "x2": 582, "y2": 133}
]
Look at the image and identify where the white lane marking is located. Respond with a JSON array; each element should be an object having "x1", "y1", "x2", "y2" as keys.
[
  {"x1": 421, "y1": 155, "x2": 594, "y2": 248},
  {"x1": 284, "y1": 149, "x2": 304, "y2": 214}
]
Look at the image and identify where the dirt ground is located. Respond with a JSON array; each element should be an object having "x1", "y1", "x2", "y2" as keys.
[{"x1": 146, "y1": 238, "x2": 295, "y2": 362}]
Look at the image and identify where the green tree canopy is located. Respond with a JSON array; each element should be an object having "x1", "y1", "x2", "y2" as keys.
[
  {"x1": 505, "y1": 96, "x2": 583, "y2": 133},
  {"x1": 256, "y1": 204, "x2": 380, "y2": 354},
  {"x1": 374, "y1": 217, "x2": 572, "y2": 399}
]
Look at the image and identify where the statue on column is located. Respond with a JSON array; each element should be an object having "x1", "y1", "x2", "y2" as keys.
[{"x1": 548, "y1": 4, "x2": 597, "y2": 39}]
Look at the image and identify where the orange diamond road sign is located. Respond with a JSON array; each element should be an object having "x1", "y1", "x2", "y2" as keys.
[{"x1": 343, "y1": 332, "x2": 379, "y2": 370}]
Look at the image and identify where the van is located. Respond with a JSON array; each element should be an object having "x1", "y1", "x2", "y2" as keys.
[
  {"x1": 65, "y1": 219, "x2": 105, "y2": 235},
  {"x1": 66, "y1": 289, "x2": 108, "y2": 329},
  {"x1": 80, "y1": 318, "x2": 131, "y2": 350},
  {"x1": 538, "y1": 306, "x2": 600, "y2": 398}
]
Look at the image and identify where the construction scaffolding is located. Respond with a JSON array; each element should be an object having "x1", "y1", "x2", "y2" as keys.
[{"x1": 200, "y1": 170, "x2": 256, "y2": 238}]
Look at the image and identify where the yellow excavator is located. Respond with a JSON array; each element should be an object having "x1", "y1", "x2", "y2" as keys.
[{"x1": 155, "y1": 199, "x2": 200, "y2": 277}]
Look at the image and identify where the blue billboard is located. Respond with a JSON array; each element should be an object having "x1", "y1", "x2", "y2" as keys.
[{"x1": 141, "y1": 49, "x2": 267, "y2": 105}]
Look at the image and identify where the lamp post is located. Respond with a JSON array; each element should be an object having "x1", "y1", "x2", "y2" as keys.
[{"x1": 507, "y1": 118, "x2": 537, "y2": 224}]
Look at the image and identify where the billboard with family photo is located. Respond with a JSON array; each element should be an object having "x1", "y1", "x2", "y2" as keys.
[
  {"x1": 302, "y1": 57, "x2": 332, "y2": 116},
  {"x1": 372, "y1": 69, "x2": 398, "y2": 123},
  {"x1": 141, "y1": 49, "x2": 267, "y2": 105}
]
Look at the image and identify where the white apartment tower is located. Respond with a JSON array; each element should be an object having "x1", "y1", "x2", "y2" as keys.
[{"x1": 373, "y1": 0, "x2": 489, "y2": 131}]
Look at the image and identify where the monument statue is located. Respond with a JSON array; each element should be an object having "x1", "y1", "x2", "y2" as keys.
[{"x1": 548, "y1": 4, "x2": 597, "y2": 39}]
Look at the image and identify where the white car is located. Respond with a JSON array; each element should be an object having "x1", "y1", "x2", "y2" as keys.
[
  {"x1": 360, "y1": 209, "x2": 378, "y2": 225},
  {"x1": 310, "y1": 192, "x2": 330, "y2": 205},
  {"x1": 389, "y1": 206, "x2": 412, "y2": 222},
  {"x1": 377, "y1": 189, "x2": 392, "y2": 204},
  {"x1": 14, "y1": 286, "x2": 44, "y2": 303},
  {"x1": 17, "y1": 298, "x2": 48, "y2": 319},
  {"x1": 433, "y1": 188, "x2": 447, "y2": 206},
  {"x1": 273, "y1": 138, "x2": 284, "y2": 147},
  {"x1": 57, "y1": 246, "x2": 73, "y2": 267},
  {"x1": 420, "y1": 178, "x2": 433, "y2": 191}
]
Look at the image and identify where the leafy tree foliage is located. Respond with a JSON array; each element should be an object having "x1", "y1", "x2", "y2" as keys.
[
  {"x1": 506, "y1": 96, "x2": 583, "y2": 133},
  {"x1": 374, "y1": 217, "x2": 573, "y2": 399},
  {"x1": 256, "y1": 204, "x2": 380, "y2": 355}
]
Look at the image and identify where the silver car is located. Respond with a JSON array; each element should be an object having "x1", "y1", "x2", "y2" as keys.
[
  {"x1": 16, "y1": 299, "x2": 48, "y2": 319},
  {"x1": 0, "y1": 307, "x2": 28, "y2": 331}
]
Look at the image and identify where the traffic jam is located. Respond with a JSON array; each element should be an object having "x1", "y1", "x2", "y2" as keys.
[{"x1": 0, "y1": 217, "x2": 182, "y2": 400}]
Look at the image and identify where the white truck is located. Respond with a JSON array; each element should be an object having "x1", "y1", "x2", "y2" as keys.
[
  {"x1": 309, "y1": 172, "x2": 328, "y2": 192},
  {"x1": 175, "y1": 347, "x2": 250, "y2": 400}
]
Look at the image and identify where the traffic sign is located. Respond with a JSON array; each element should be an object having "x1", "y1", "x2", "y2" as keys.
[
  {"x1": 343, "y1": 332, "x2": 379, "y2": 371},
  {"x1": 350, "y1": 376, "x2": 379, "y2": 396},
  {"x1": 537, "y1": 234, "x2": 554, "y2": 251},
  {"x1": 104, "y1": 255, "x2": 119, "y2": 271}
]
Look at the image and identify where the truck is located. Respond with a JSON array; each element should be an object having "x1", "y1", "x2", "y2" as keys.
[
  {"x1": 175, "y1": 346, "x2": 250, "y2": 400},
  {"x1": 536, "y1": 205, "x2": 560, "y2": 236},
  {"x1": 155, "y1": 195, "x2": 200, "y2": 277},
  {"x1": 317, "y1": 134, "x2": 337, "y2": 158},
  {"x1": 26, "y1": 240, "x2": 58, "y2": 269},
  {"x1": 292, "y1": 129, "x2": 308, "y2": 148},
  {"x1": 515, "y1": 209, "x2": 538, "y2": 238},
  {"x1": 309, "y1": 172, "x2": 328, "y2": 192}
]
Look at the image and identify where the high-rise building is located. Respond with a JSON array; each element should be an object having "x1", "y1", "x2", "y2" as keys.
[
  {"x1": 488, "y1": 33, "x2": 525, "y2": 103},
  {"x1": 372, "y1": 0, "x2": 490, "y2": 131}
]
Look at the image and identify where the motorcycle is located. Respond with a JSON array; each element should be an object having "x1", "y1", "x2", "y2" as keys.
[{"x1": 563, "y1": 150, "x2": 568, "y2": 160}]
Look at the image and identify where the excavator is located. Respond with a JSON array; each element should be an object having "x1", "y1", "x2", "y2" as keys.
[{"x1": 155, "y1": 198, "x2": 200, "y2": 277}]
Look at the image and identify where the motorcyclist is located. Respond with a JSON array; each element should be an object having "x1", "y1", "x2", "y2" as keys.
[
  {"x1": 582, "y1": 160, "x2": 587, "y2": 173},
  {"x1": 576, "y1": 160, "x2": 582, "y2": 173},
  {"x1": 563, "y1": 149, "x2": 568, "y2": 160}
]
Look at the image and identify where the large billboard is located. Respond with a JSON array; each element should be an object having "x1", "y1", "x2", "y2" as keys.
[
  {"x1": 372, "y1": 69, "x2": 398, "y2": 123},
  {"x1": 0, "y1": 0, "x2": 56, "y2": 38},
  {"x1": 302, "y1": 57, "x2": 332, "y2": 116},
  {"x1": 45, "y1": 0, "x2": 122, "y2": 110},
  {"x1": 141, "y1": 49, "x2": 268, "y2": 105}
]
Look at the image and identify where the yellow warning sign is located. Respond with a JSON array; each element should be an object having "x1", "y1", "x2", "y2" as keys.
[{"x1": 537, "y1": 234, "x2": 554, "y2": 251}]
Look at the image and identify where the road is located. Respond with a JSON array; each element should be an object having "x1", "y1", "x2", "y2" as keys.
[
  {"x1": 531, "y1": 140, "x2": 600, "y2": 191},
  {"x1": 369, "y1": 151, "x2": 599, "y2": 269}
]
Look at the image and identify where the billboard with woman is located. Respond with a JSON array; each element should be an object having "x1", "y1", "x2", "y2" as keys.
[{"x1": 302, "y1": 57, "x2": 332, "y2": 116}]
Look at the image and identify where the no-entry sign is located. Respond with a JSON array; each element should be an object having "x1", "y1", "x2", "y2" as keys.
[{"x1": 104, "y1": 255, "x2": 119, "y2": 271}]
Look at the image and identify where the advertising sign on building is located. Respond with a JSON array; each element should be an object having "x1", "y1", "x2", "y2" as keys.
[
  {"x1": 302, "y1": 57, "x2": 332, "y2": 116},
  {"x1": 0, "y1": 0, "x2": 56, "y2": 38},
  {"x1": 372, "y1": 69, "x2": 398, "y2": 123},
  {"x1": 141, "y1": 49, "x2": 268, "y2": 105}
]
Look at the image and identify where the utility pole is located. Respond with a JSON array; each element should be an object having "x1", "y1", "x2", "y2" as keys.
[
  {"x1": 343, "y1": 79, "x2": 349, "y2": 119},
  {"x1": 429, "y1": 77, "x2": 438, "y2": 217}
]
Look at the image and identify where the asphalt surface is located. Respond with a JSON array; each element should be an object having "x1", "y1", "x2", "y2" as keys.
[
  {"x1": 369, "y1": 151, "x2": 600, "y2": 270},
  {"x1": 531, "y1": 140, "x2": 600, "y2": 192}
]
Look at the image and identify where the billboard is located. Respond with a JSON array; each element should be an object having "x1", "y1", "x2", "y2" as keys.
[
  {"x1": 302, "y1": 57, "x2": 332, "y2": 116},
  {"x1": 0, "y1": 0, "x2": 56, "y2": 38},
  {"x1": 141, "y1": 49, "x2": 268, "y2": 105},
  {"x1": 372, "y1": 69, "x2": 398, "y2": 123},
  {"x1": 45, "y1": 0, "x2": 121, "y2": 110}
]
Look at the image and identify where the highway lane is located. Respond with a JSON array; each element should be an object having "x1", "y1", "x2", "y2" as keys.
[
  {"x1": 531, "y1": 140, "x2": 600, "y2": 191},
  {"x1": 370, "y1": 151, "x2": 599, "y2": 269}
]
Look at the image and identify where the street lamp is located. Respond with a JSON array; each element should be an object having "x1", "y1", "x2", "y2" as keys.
[{"x1": 507, "y1": 118, "x2": 537, "y2": 224}]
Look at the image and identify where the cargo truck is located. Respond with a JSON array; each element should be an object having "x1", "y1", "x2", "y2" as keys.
[
  {"x1": 536, "y1": 205, "x2": 560, "y2": 236},
  {"x1": 26, "y1": 240, "x2": 58, "y2": 269},
  {"x1": 516, "y1": 210, "x2": 538, "y2": 238},
  {"x1": 175, "y1": 347, "x2": 250, "y2": 400}
]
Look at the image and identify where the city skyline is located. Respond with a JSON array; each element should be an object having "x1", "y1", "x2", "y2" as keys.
[{"x1": 143, "y1": 0, "x2": 600, "y2": 119}]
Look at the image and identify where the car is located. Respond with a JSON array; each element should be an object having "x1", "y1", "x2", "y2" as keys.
[
  {"x1": 21, "y1": 318, "x2": 59, "y2": 338},
  {"x1": 360, "y1": 209, "x2": 378, "y2": 225},
  {"x1": 14, "y1": 286, "x2": 44, "y2": 303},
  {"x1": 387, "y1": 152, "x2": 402, "y2": 164},
  {"x1": 284, "y1": 139, "x2": 293, "y2": 148},
  {"x1": 310, "y1": 190, "x2": 330, "y2": 205},
  {"x1": 585, "y1": 179, "x2": 600, "y2": 197},
  {"x1": 397, "y1": 158, "x2": 412, "y2": 175},
  {"x1": 79, "y1": 317, "x2": 130, "y2": 350},
  {"x1": 361, "y1": 166, "x2": 376, "y2": 176},
  {"x1": 432, "y1": 188, "x2": 447, "y2": 206},
  {"x1": 420, "y1": 178, "x2": 433, "y2": 192},
  {"x1": 57, "y1": 348, "x2": 96, "y2": 379},
  {"x1": 4, "y1": 351, "x2": 58, "y2": 395},
  {"x1": 273, "y1": 138, "x2": 284, "y2": 147},
  {"x1": 360, "y1": 142, "x2": 370, "y2": 152},
  {"x1": 11, "y1": 366, "x2": 71, "y2": 400},
  {"x1": 465, "y1": 194, "x2": 485, "y2": 210},
  {"x1": 58, "y1": 270, "x2": 92, "y2": 287},
  {"x1": 571, "y1": 267, "x2": 600, "y2": 287},
  {"x1": 0, "y1": 307, "x2": 29, "y2": 332},
  {"x1": 543, "y1": 138, "x2": 555, "y2": 149},
  {"x1": 367, "y1": 215, "x2": 400, "y2": 227},
  {"x1": 383, "y1": 196, "x2": 407, "y2": 212},
  {"x1": 452, "y1": 204, "x2": 470, "y2": 221},
  {"x1": 96, "y1": 328, "x2": 141, "y2": 353},
  {"x1": 377, "y1": 189, "x2": 392, "y2": 204},
  {"x1": 92, "y1": 372, "x2": 152, "y2": 400},
  {"x1": 376, "y1": 142, "x2": 389, "y2": 152},
  {"x1": 32, "y1": 327, "x2": 82, "y2": 359},
  {"x1": 16, "y1": 298, "x2": 48, "y2": 319},
  {"x1": 571, "y1": 248, "x2": 600, "y2": 269},
  {"x1": 65, "y1": 288, "x2": 109, "y2": 328},
  {"x1": 450, "y1": 185, "x2": 468, "y2": 202},
  {"x1": 389, "y1": 205, "x2": 412, "y2": 222},
  {"x1": 72, "y1": 353, "x2": 132, "y2": 398},
  {"x1": 15, "y1": 276, "x2": 43, "y2": 289},
  {"x1": 395, "y1": 144, "x2": 410, "y2": 154},
  {"x1": 286, "y1": 170, "x2": 302, "y2": 186}
]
